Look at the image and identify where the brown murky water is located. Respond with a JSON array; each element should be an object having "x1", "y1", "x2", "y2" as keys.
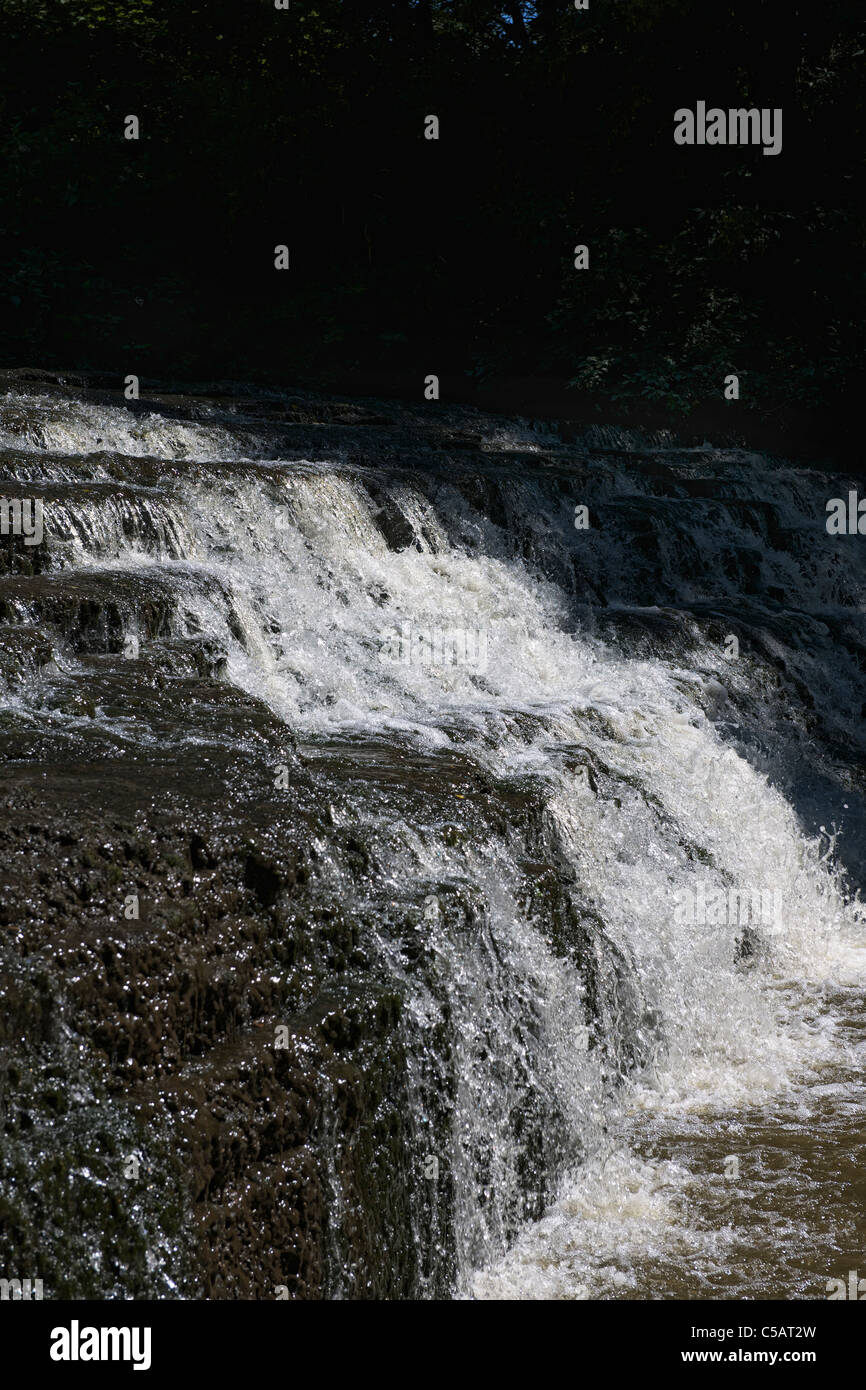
[
  {"x1": 475, "y1": 984, "x2": 866, "y2": 1300},
  {"x1": 624, "y1": 990, "x2": 866, "y2": 1300}
]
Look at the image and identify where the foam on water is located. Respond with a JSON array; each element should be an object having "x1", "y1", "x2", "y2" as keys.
[{"x1": 0, "y1": 393, "x2": 273, "y2": 461}]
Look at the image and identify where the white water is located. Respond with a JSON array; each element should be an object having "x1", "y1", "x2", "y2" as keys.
[{"x1": 4, "y1": 391, "x2": 865, "y2": 1297}]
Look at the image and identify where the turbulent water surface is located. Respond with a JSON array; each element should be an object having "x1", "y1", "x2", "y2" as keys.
[{"x1": 1, "y1": 375, "x2": 864, "y2": 1299}]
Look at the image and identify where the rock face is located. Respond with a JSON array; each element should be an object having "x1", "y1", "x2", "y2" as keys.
[
  {"x1": 0, "y1": 650, "x2": 619, "y2": 1298},
  {"x1": 0, "y1": 662, "x2": 419, "y2": 1299}
]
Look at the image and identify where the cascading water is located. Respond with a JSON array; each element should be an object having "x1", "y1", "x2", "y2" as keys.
[{"x1": 1, "y1": 379, "x2": 864, "y2": 1299}]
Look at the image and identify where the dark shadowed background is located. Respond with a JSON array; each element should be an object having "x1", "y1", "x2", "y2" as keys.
[{"x1": 0, "y1": 0, "x2": 862, "y2": 444}]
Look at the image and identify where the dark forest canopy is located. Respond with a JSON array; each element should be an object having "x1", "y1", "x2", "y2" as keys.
[{"x1": 0, "y1": 0, "x2": 862, "y2": 425}]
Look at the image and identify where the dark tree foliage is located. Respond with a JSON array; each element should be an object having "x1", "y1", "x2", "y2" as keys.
[{"x1": 0, "y1": 0, "x2": 862, "y2": 421}]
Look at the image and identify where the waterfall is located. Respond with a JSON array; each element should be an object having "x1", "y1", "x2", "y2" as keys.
[{"x1": 1, "y1": 382, "x2": 864, "y2": 1298}]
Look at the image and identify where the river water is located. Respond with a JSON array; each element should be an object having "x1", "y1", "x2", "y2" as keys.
[{"x1": 1, "y1": 381, "x2": 864, "y2": 1299}]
